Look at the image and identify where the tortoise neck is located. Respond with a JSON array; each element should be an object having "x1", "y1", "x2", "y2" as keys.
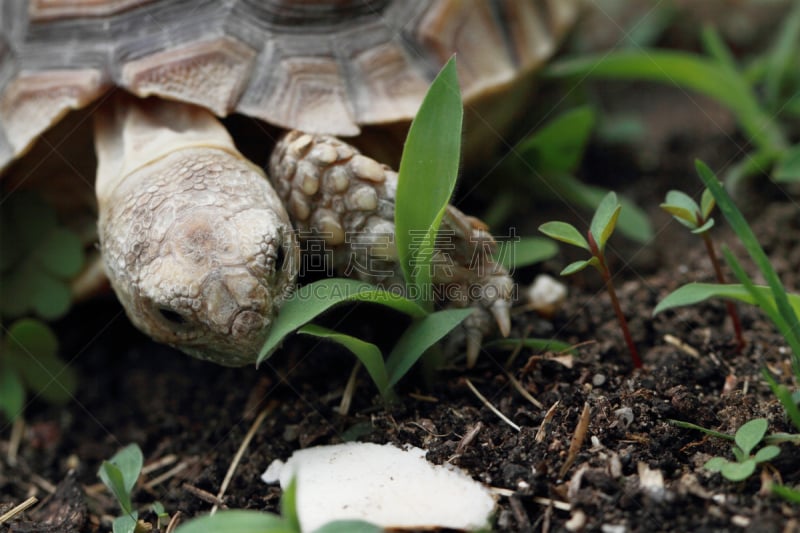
[{"x1": 94, "y1": 92, "x2": 239, "y2": 203}]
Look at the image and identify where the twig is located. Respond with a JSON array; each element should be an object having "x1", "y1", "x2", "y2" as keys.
[
  {"x1": 165, "y1": 510, "x2": 182, "y2": 533},
  {"x1": 141, "y1": 454, "x2": 178, "y2": 476},
  {"x1": 506, "y1": 372, "x2": 543, "y2": 408},
  {"x1": 211, "y1": 401, "x2": 275, "y2": 514},
  {"x1": 559, "y1": 402, "x2": 591, "y2": 479},
  {"x1": 454, "y1": 422, "x2": 483, "y2": 457},
  {"x1": 338, "y1": 362, "x2": 360, "y2": 415},
  {"x1": 464, "y1": 378, "x2": 520, "y2": 432},
  {"x1": 663, "y1": 334, "x2": 700, "y2": 358},
  {"x1": 143, "y1": 461, "x2": 189, "y2": 490},
  {"x1": 0, "y1": 496, "x2": 38, "y2": 524},
  {"x1": 183, "y1": 483, "x2": 224, "y2": 506},
  {"x1": 532, "y1": 496, "x2": 571, "y2": 511}
]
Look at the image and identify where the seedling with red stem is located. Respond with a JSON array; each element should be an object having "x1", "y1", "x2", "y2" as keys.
[
  {"x1": 539, "y1": 192, "x2": 642, "y2": 368},
  {"x1": 660, "y1": 188, "x2": 745, "y2": 350}
]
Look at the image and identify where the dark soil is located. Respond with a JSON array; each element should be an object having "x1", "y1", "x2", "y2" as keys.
[{"x1": 2, "y1": 64, "x2": 800, "y2": 533}]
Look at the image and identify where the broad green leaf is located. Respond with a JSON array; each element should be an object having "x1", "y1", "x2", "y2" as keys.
[
  {"x1": 4, "y1": 319, "x2": 76, "y2": 404},
  {"x1": 590, "y1": 192, "x2": 620, "y2": 250},
  {"x1": 652, "y1": 282, "x2": 800, "y2": 317},
  {"x1": 484, "y1": 338, "x2": 574, "y2": 353},
  {"x1": 546, "y1": 52, "x2": 785, "y2": 153},
  {"x1": 538, "y1": 221, "x2": 589, "y2": 250},
  {"x1": 98, "y1": 462, "x2": 133, "y2": 515},
  {"x1": 703, "y1": 457, "x2": 727, "y2": 472},
  {"x1": 0, "y1": 365, "x2": 25, "y2": 421},
  {"x1": 720, "y1": 459, "x2": 757, "y2": 482},
  {"x1": 395, "y1": 56, "x2": 462, "y2": 306},
  {"x1": 258, "y1": 279, "x2": 427, "y2": 364},
  {"x1": 385, "y1": 308, "x2": 473, "y2": 386},
  {"x1": 298, "y1": 325, "x2": 390, "y2": 397},
  {"x1": 30, "y1": 274, "x2": 72, "y2": 320},
  {"x1": 313, "y1": 520, "x2": 383, "y2": 533},
  {"x1": 174, "y1": 510, "x2": 290, "y2": 533},
  {"x1": 691, "y1": 219, "x2": 715, "y2": 234},
  {"x1": 281, "y1": 478, "x2": 300, "y2": 533},
  {"x1": 773, "y1": 145, "x2": 800, "y2": 182},
  {"x1": 112, "y1": 513, "x2": 138, "y2": 533},
  {"x1": 735, "y1": 418, "x2": 768, "y2": 456},
  {"x1": 494, "y1": 237, "x2": 559, "y2": 270},
  {"x1": 101, "y1": 444, "x2": 144, "y2": 501},
  {"x1": 754, "y1": 445, "x2": 781, "y2": 463},
  {"x1": 696, "y1": 160, "x2": 800, "y2": 362},
  {"x1": 560, "y1": 259, "x2": 593, "y2": 276},
  {"x1": 35, "y1": 228, "x2": 84, "y2": 278},
  {"x1": 517, "y1": 106, "x2": 596, "y2": 173}
]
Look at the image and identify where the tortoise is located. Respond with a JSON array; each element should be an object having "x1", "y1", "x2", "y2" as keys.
[{"x1": 0, "y1": 0, "x2": 578, "y2": 366}]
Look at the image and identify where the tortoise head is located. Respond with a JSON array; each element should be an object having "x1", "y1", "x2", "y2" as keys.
[{"x1": 96, "y1": 97, "x2": 299, "y2": 366}]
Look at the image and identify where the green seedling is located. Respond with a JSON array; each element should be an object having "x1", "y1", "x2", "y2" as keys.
[
  {"x1": 174, "y1": 479, "x2": 381, "y2": 533},
  {"x1": 0, "y1": 191, "x2": 84, "y2": 320},
  {"x1": 539, "y1": 192, "x2": 641, "y2": 368},
  {"x1": 98, "y1": 443, "x2": 167, "y2": 533},
  {"x1": 546, "y1": 4, "x2": 800, "y2": 187},
  {"x1": 703, "y1": 418, "x2": 781, "y2": 481},
  {"x1": 660, "y1": 188, "x2": 744, "y2": 349},
  {"x1": 0, "y1": 318, "x2": 77, "y2": 421}
]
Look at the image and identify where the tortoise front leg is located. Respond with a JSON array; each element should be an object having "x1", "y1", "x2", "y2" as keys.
[{"x1": 269, "y1": 131, "x2": 512, "y2": 366}]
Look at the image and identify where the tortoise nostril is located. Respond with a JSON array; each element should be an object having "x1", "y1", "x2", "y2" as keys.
[{"x1": 158, "y1": 307, "x2": 186, "y2": 325}]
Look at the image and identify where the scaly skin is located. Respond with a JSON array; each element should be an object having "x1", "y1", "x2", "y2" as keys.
[{"x1": 95, "y1": 96, "x2": 510, "y2": 366}]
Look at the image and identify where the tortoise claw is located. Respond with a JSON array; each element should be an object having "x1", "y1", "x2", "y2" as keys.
[
  {"x1": 465, "y1": 327, "x2": 484, "y2": 368},
  {"x1": 490, "y1": 300, "x2": 511, "y2": 338}
]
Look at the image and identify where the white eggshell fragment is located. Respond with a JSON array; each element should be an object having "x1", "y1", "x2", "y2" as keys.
[
  {"x1": 526, "y1": 274, "x2": 568, "y2": 316},
  {"x1": 262, "y1": 442, "x2": 495, "y2": 532}
]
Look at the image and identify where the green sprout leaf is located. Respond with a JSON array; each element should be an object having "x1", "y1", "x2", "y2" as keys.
[
  {"x1": 735, "y1": 418, "x2": 768, "y2": 456},
  {"x1": 700, "y1": 188, "x2": 716, "y2": 220},
  {"x1": 754, "y1": 445, "x2": 781, "y2": 463},
  {"x1": 590, "y1": 192, "x2": 621, "y2": 251},
  {"x1": 538, "y1": 221, "x2": 589, "y2": 251},
  {"x1": 691, "y1": 219, "x2": 715, "y2": 234},
  {"x1": 662, "y1": 190, "x2": 700, "y2": 226},
  {"x1": 98, "y1": 443, "x2": 144, "y2": 516},
  {"x1": 395, "y1": 56, "x2": 463, "y2": 308},
  {"x1": 297, "y1": 325, "x2": 390, "y2": 398},
  {"x1": 281, "y1": 478, "x2": 301, "y2": 533},
  {"x1": 703, "y1": 457, "x2": 727, "y2": 472},
  {"x1": 560, "y1": 259, "x2": 595, "y2": 276},
  {"x1": 720, "y1": 459, "x2": 757, "y2": 482},
  {"x1": 773, "y1": 144, "x2": 800, "y2": 182}
]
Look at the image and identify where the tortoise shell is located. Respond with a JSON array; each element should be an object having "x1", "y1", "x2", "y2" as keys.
[{"x1": 0, "y1": 0, "x2": 578, "y2": 169}]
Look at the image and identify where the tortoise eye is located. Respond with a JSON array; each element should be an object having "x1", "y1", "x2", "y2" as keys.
[
  {"x1": 275, "y1": 244, "x2": 286, "y2": 273},
  {"x1": 158, "y1": 307, "x2": 186, "y2": 325}
]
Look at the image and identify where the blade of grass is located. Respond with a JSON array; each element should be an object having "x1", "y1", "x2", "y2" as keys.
[
  {"x1": 546, "y1": 52, "x2": 786, "y2": 153},
  {"x1": 653, "y1": 282, "x2": 800, "y2": 317},
  {"x1": 696, "y1": 160, "x2": 800, "y2": 366},
  {"x1": 297, "y1": 325, "x2": 390, "y2": 398},
  {"x1": 258, "y1": 279, "x2": 427, "y2": 364},
  {"x1": 385, "y1": 308, "x2": 473, "y2": 387},
  {"x1": 395, "y1": 56, "x2": 463, "y2": 309}
]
